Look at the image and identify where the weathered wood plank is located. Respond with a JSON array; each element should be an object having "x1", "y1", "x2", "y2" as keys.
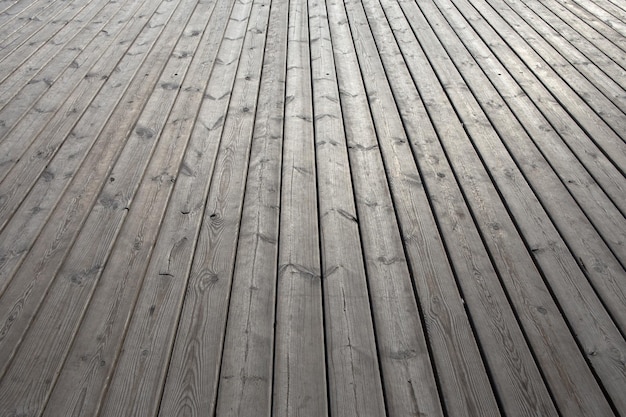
[
  {"x1": 477, "y1": 0, "x2": 626, "y2": 126},
  {"x1": 504, "y1": 0, "x2": 626, "y2": 92},
  {"x1": 0, "y1": 0, "x2": 87, "y2": 64},
  {"x1": 0, "y1": 0, "x2": 148, "y2": 182},
  {"x1": 0, "y1": 0, "x2": 202, "y2": 413},
  {"x1": 272, "y1": 0, "x2": 327, "y2": 414},
  {"x1": 0, "y1": 0, "x2": 174, "y2": 296},
  {"x1": 334, "y1": 0, "x2": 496, "y2": 415},
  {"x1": 391, "y1": 0, "x2": 626, "y2": 413},
  {"x1": 363, "y1": 0, "x2": 568, "y2": 415},
  {"x1": 39, "y1": 0, "x2": 228, "y2": 415},
  {"x1": 308, "y1": 0, "x2": 387, "y2": 415},
  {"x1": 155, "y1": 0, "x2": 271, "y2": 414},
  {"x1": 459, "y1": 0, "x2": 626, "y2": 168},
  {"x1": 421, "y1": 0, "x2": 626, "y2": 318},
  {"x1": 0, "y1": 0, "x2": 153, "y2": 234},
  {"x1": 392, "y1": 0, "x2": 623, "y2": 415},
  {"x1": 213, "y1": 0, "x2": 288, "y2": 414}
]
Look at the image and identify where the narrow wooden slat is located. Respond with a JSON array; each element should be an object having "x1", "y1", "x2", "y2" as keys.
[
  {"x1": 272, "y1": 0, "x2": 327, "y2": 414},
  {"x1": 88, "y1": 0, "x2": 255, "y2": 415},
  {"x1": 0, "y1": 0, "x2": 85, "y2": 64},
  {"x1": 308, "y1": 0, "x2": 387, "y2": 415},
  {"x1": 425, "y1": 0, "x2": 626, "y2": 318},
  {"x1": 535, "y1": 0, "x2": 626, "y2": 68},
  {"x1": 0, "y1": 0, "x2": 174, "y2": 296},
  {"x1": 391, "y1": 0, "x2": 623, "y2": 414},
  {"x1": 569, "y1": 0, "x2": 626, "y2": 37},
  {"x1": 363, "y1": 0, "x2": 568, "y2": 415},
  {"x1": 477, "y1": 0, "x2": 626, "y2": 127},
  {"x1": 40, "y1": 0, "x2": 228, "y2": 415},
  {"x1": 391, "y1": 0, "x2": 626, "y2": 413},
  {"x1": 0, "y1": 0, "x2": 37, "y2": 23},
  {"x1": 214, "y1": 0, "x2": 287, "y2": 414},
  {"x1": 506, "y1": 0, "x2": 626, "y2": 91},
  {"x1": 0, "y1": 0, "x2": 202, "y2": 413},
  {"x1": 443, "y1": 6, "x2": 626, "y2": 219},
  {"x1": 540, "y1": 0, "x2": 626, "y2": 54},
  {"x1": 155, "y1": 0, "x2": 272, "y2": 414},
  {"x1": 0, "y1": 0, "x2": 104, "y2": 86},
  {"x1": 0, "y1": 0, "x2": 149, "y2": 187},
  {"x1": 0, "y1": 0, "x2": 55, "y2": 36},
  {"x1": 0, "y1": 0, "x2": 152, "y2": 234},
  {"x1": 459, "y1": 0, "x2": 626, "y2": 167},
  {"x1": 334, "y1": 0, "x2": 494, "y2": 415}
]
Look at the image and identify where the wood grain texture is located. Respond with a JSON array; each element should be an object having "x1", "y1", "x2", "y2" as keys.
[
  {"x1": 0, "y1": 0, "x2": 200, "y2": 413},
  {"x1": 0, "y1": 0, "x2": 623, "y2": 415},
  {"x1": 40, "y1": 0, "x2": 226, "y2": 415},
  {"x1": 272, "y1": 0, "x2": 327, "y2": 415},
  {"x1": 156, "y1": 0, "x2": 270, "y2": 414},
  {"x1": 214, "y1": 0, "x2": 287, "y2": 414},
  {"x1": 309, "y1": 0, "x2": 387, "y2": 415}
]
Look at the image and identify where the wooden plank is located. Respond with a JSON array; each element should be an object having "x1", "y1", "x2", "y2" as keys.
[
  {"x1": 424, "y1": 0, "x2": 626, "y2": 303},
  {"x1": 506, "y1": 0, "x2": 626, "y2": 91},
  {"x1": 87, "y1": 0, "x2": 257, "y2": 415},
  {"x1": 0, "y1": 0, "x2": 84, "y2": 64},
  {"x1": 569, "y1": 0, "x2": 626, "y2": 37},
  {"x1": 0, "y1": 0, "x2": 104, "y2": 87},
  {"x1": 476, "y1": 0, "x2": 626, "y2": 128},
  {"x1": 0, "y1": 0, "x2": 153, "y2": 234},
  {"x1": 0, "y1": 0, "x2": 36, "y2": 22},
  {"x1": 154, "y1": 0, "x2": 272, "y2": 415},
  {"x1": 40, "y1": 0, "x2": 230, "y2": 415},
  {"x1": 361, "y1": 0, "x2": 568, "y2": 415},
  {"x1": 0, "y1": 0, "x2": 55, "y2": 37},
  {"x1": 457, "y1": 0, "x2": 626, "y2": 168},
  {"x1": 0, "y1": 0, "x2": 171, "y2": 295},
  {"x1": 538, "y1": 0, "x2": 626, "y2": 54},
  {"x1": 0, "y1": 0, "x2": 202, "y2": 413},
  {"x1": 271, "y1": 0, "x2": 327, "y2": 414},
  {"x1": 332, "y1": 0, "x2": 495, "y2": 415},
  {"x1": 392, "y1": 0, "x2": 624, "y2": 415},
  {"x1": 535, "y1": 0, "x2": 626, "y2": 68},
  {"x1": 213, "y1": 0, "x2": 287, "y2": 414},
  {"x1": 428, "y1": 1, "x2": 626, "y2": 215},
  {"x1": 308, "y1": 0, "x2": 387, "y2": 415},
  {"x1": 391, "y1": 0, "x2": 626, "y2": 413},
  {"x1": 0, "y1": 0, "x2": 147, "y2": 179}
]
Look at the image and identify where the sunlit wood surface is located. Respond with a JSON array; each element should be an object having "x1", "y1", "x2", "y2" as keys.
[{"x1": 0, "y1": 0, "x2": 624, "y2": 414}]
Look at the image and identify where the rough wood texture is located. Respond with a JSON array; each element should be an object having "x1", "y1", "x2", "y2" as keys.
[{"x1": 0, "y1": 0, "x2": 624, "y2": 415}]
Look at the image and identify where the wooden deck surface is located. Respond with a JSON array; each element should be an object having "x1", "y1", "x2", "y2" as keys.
[{"x1": 0, "y1": 0, "x2": 624, "y2": 414}]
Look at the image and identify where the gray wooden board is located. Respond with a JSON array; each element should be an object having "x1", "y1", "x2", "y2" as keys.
[
  {"x1": 272, "y1": 0, "x2": 327, "y2": 414},
  {"x1": 0, "y1": 0, "x2": 201, "y2": 413},
  {"x1": 309, "y1": 0, "x2": 387, "y2": 414},
  {"x1": 394, "y1": 0, "x2": 626, "y2": 413},
  {"x1": 213, "y1": 0, "x2": 288, "y2": 414},
  {"x1": 419, "y1": 0, "x2": 626, "y2": 315},
  {"x1": 0, "y1": 0, "x2": 154, "y2": 234},
  {"x1": 338, "y1": 0, "x2": 501, "y2": 415},
  {"x1": 40, "y1": 0, "x2": 229, "y2": 415},
  {"x1": 506, "y1": 0, "x2": 626, "y2": 90},
  {"x1": 0, "y1": 0, "x2": 624, "y2": 415},
  {"x1": 0, "y1": 0, "x2": 182, "y2": 303},
  {"x1": 155, "y1": 0, "x2": 271, "y2": 414}
]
